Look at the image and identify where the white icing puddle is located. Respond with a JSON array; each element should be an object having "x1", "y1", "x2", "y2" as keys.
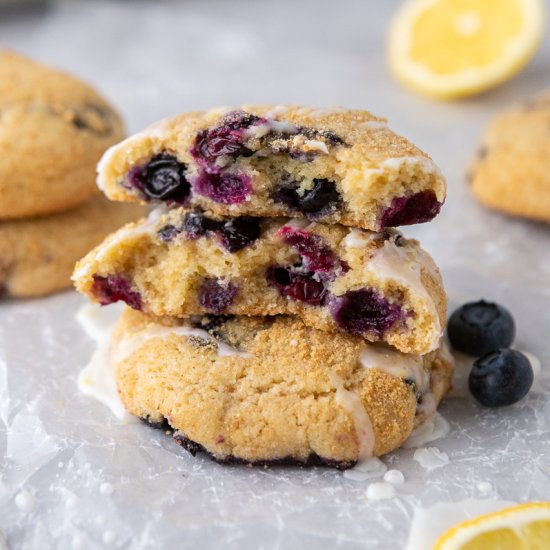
[
  {"x1": 76, "y1": 303, "x2": 129, "y2": 420},
  {"x1": 343, "y1": 457, "x2": 386, "y2": 482},
  {"x1": 404, "y1": 412, "x2": 450, "y2": 448},
  {"x1": 405, "y1": 499, "x2": 517, "y2": 550},
  {"x1": 413, "y1": 447, "x2": 449, "y2": 471},
  {"x1": 77, "y1": 304, "x2": 252, "y2": 419}
]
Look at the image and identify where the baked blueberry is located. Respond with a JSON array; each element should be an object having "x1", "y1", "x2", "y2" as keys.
[
  {"x1": 266, "y1": 266, "x2": 328, "y2": 306},
  {"x1": 191, "y1": 110, "x2": 263, "y2": 167},
  {"x1": 328, "y1": 289, "x2": 405, "y2": 336},
  {"x1": 278, "y1": 226, "x2": 338, "y2": 274},
  {"x1": 448, "y1": 300, "x2": 515, "y2": 356},
  {"x1": 221, "y1": 217, "x2": 261, "y2": 253},
  {"x1": 91, "y1": 274, "x2": 142, "y2": 311},
  {"x1": 129, "y1": 153, "x2": 190, "y2": 202},
  {"x1": 198, "y1": 278, "x2": 237, "y2": 313},
  {"x1": 183, "y1": 212, "x2": 222, "y2": 239},
  {"x1": 469, "y1": 349, "x2": 533, "y2": 407},
  {"x1": 380, "y1": 191, "x2": 442, "y2": 228},
  {"x1": 192, "y1": 171, "x2": 252, "y2": 205},
  {"x1": 273, "y1": 179, "x2": 341, "y2": 216}
]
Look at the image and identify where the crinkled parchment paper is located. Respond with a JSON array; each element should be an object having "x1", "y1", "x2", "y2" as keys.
[{"x1": 1, "y1": 1, "x2": 550, "y2": 548}]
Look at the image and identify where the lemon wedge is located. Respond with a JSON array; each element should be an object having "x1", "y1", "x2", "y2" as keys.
[
  {"x1": 388, "y1": 0, "x2": 547, "y2": 99},
  {"x1": 433, "y1": 502, "x2": 550, "y2": 549}
]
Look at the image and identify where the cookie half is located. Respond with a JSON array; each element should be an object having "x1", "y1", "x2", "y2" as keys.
[
  {"x1": 0, "y1": 50, "x2": 124, "y2": 219},
  {"x1": 73, "y1": 208, "x2": 446, "y2": 355},
  {"x1": 470, "y1": 92, "x2": 550, "y2": 222},
  {"x1": 112, "y1": 309, "x2": 454, "y2": 468},
  {"x1": 0, "y1": 196, "x2": 144, "y2": 298},
  {"x1": 98, "y1": 105, "x2": 446, "y2": 231}
]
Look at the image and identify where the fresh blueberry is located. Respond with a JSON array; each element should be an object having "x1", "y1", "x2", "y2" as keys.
[
  {"x1": 448, "y1": 300, "x2": 515, "y2": 356},
  {"x1": 273, "y1": 179, "x2": 341, "y2": 216},
  {"x1": 192, "y1": 171, "x2": 252, "y2": 205},
  {"x1": 266, "y1": 266, "x2": 328, "y2": 306},
  {"x1": 198, "y1": 278, "x2": 237, "y2": 313},
  {"x1": 379, "y1": 191, "x2": 442, "y2": 228},
  {"x1": 91, "y1": 275, "x2": 142, "y2": 311},
  {"x1": 328, "y1": 289, "x2": 405, "y2": 336},
  {"x1": 221, "y1": 217, "x2": 261, "y2": 252},
  {"x1": 129, "y1": 153, "x2": 190, "y2": 202},
  {"x1": 469, "y1": 349, "x2": 533, "y2": 407}
]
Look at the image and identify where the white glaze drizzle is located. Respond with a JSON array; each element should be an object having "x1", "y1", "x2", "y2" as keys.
[
  {"x1": 365, "y1": 240, "x2": 441, "y2": 351},
  {"x1": 329, "y1": 371, "x2": 375, "y2": 461},
  {"x1": 359, "y1": 345, "x2": 429, "y2": 391},
  {"x1": 342, "y1": 228, "x2": 377, "y2": 249},
  {"x1": 366, "y1": 156, "x2": 443, "y2": 178},
  {"x1": 76, "y1": 304, "x2": 251, "y2": 419}
]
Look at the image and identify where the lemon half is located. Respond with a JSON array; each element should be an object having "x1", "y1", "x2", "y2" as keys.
[
  {"x1": 388, "y1": 0, "x2": 546, "y2": 99},
  {"x1": 433, "y1": 502, "x2": 550, "y2": 550}
]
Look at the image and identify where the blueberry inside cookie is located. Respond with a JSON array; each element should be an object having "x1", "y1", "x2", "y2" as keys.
[{"x1": 73, "y1": 207, "x2": 446, "y2": 354}]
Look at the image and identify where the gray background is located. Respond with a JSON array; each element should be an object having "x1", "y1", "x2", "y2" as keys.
[{"x1": 1, "y1": 1, "x2": 550, "y2": 549}]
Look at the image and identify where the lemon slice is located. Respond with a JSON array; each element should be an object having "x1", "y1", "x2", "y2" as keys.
[
  {"x1": 388, "y1": 0, "x2": 546, "y2": 99},
  {"x1": 433, "y1": 502, "x2": 550, "y2": 549}
]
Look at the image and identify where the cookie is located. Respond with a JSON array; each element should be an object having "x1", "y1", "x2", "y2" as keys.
[
  {"x1": 0, "y1": 50, "x2": 124, "y2": 219},
  {"x1": 0, "y1": 196, "x2": 144, "y2": 298},
  {"x1": 98, "y1": 105, "x2": 446, "y2": 231},
  {"x1": 470, "y1": 92, "x2": 550, "y2": 222},
  {"x1": 73, "y1": 208, "x2": 446, "y2": 355},
  {"x1": 112, "y1": 308, "x2": 454, "y2": 468}
]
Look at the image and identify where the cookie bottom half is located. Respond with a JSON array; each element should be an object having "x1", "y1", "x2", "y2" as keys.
[{"x1": 112, "y1": 308, "x2": 453, "y2": 468}]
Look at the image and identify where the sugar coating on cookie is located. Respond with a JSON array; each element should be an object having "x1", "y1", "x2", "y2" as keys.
[
  {"x1": 0, "y1": 50, "x2": 124, "y2": 219},
  {"x1": 111, "y1": 309, "x2": 453, "y2": 468},
  {"x1": 0, "y1": 196, "x2": 144, "y2": 298},
  {"x1": 97, "y1": 105, "x2": 446, "y2": 231},
  {"x1": 73, "y1": 207, "x2": 447, "y2": 355},
  {"x1": 470, "y1": 92, "x2": 550, "y2": 222}
]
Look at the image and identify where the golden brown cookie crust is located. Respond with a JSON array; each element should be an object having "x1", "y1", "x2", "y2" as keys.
[
  {"x1": 112, "y1": 309, "x2": 453, "y2": 467},
  {"x1": 470, "y1": 92, "x2": 550, "y2": 222},
  {"x1": 0, "y1": 50, "x2": 124, "y2": 219},
  {"x1": 0, "y1": 196, "x2": 144, "y2": 298}
]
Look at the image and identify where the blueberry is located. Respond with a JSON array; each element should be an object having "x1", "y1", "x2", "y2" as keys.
[
  {"x1": 266, "y1": 266, "x2": 328, "y2": 306},
  {"x1": 192, "y1": 171, "x2": 252, "y2": 205},
  {"x1": 191, "y1": 110, "x2": 263, "y2": 166},
  {"x1": 221, "y1": 217, "x2": 261, "y2": 252},
  {"x1": 328, "y1": 289, "x2": 405, "y2": 336},
  {"x1": 448, "y1": 300, "x2": 515, "y2": 356},
  {"x1": 198, "y1": 278, "x2": 237, "y2": 313},
  {"x1": 183, "y1": 212, "x2": 222, "y2": 239},
  {"x1": 469, "y1": 349, "x2": 533, "y2": 407},
  {"x1": 91, "y1": 274, "x2": 142, "y2": 311},
  {"x1": 379, "y1": 191, "x2": 442, "y2": 228},
  {"x1": 129, "y1": 153, "x2": 190, "y2": 202},
  {"x1": 273, "y1": 179, "x2": 341, "y2": 216},
  {"x1": 278, "y1": 226, "x2": 338, "y2": 274}
]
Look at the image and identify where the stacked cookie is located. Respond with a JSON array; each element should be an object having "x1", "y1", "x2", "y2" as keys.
[
  {"x1": 74, "y1": 106, "x2": 453, "y2": 468},
  {"x1": 0, "y1": 51, "x2": 144, "y2": 298}
]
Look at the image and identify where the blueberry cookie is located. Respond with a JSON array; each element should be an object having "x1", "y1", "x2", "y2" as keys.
[
  {"x1": 73, "y1": 208, "x2": 446, "y2": 354},
  {"x1": 112, "y1": 308, "x2": 453, "y2": 468},
  {"x1": 0, "y1": 50, "x2": 124, "y2": 219},
  {"x1": 470, "y1": 92, "x2": 550, "y2": 222},
  {"x1": 98, "y1": 105, "x2": 446, "y2": 231},
  {"x1": 0, "y1": 196, "x2": 144, "y2": 298}
]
